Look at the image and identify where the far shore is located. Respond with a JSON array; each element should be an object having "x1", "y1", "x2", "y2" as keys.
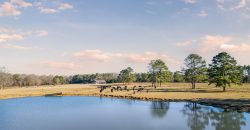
[{"x1": 1, "y1": 83, "x2": 250, "y2": 112}]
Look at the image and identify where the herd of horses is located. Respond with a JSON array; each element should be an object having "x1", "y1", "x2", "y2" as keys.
[{"x1": 99, "y1": 85, "x2": 147, "y2": 94}]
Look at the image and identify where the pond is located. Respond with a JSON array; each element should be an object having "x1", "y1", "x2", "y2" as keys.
[{"x1": 0, "y1": 96, "x2": 249, "y2": 130}]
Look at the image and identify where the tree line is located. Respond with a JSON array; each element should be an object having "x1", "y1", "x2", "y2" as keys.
[
  {"x1": 116, "y1": 52, "x2": 248, "y2": 91},
  {"x1": 0, "y1": 52, "x2": 250, "y2": 91}
]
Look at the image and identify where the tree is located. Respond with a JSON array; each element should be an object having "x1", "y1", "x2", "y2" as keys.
[
  {"x1": 0, "y1": 73, "x2": 13, "y2": 89},
  {"x1": 118, "y1": 67, "x2": 135, "y2": 84},
  {"x1": 0, "y1": 67, "x2": 13, "y2": 89},
  {"x1": 173, "y1": 71, "x2": 185, "y2": 82},
  {"x1": 242, "y1": 65, "x2": 250, "y2": 83},
  {"x1": 13, "y1": 74, "x2": 22, "y2": 87},
  {"x1": 40, "y1": 75, "x2": 53, "y2": 85},
  {"x1": 148, "y1": 59, "x2": 171, "y2": 88},
  {"x1": 52, "y1": 76, "x2": 67, "y2": 85},
  {"x1": 23, "y1": 75, "x2": 41, "y2": 86},
  {"x1": 135, "y1": 73, "x2": 150, "y2": 82},
  {"x1": 208, "y1": 52, "x2": 243, "y2": 92},
  {"x1": 183, "y1": 54, "x2": 207, "y2": 89}
]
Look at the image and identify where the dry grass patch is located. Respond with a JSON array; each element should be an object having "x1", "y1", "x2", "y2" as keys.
[{"x1": 0, "y1": 83, "x2": 250, "y2": 100}]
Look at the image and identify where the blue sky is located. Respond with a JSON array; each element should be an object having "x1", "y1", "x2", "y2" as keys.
[{"x1": 1, "y1": 0, "x2": 250, "y2": 75}]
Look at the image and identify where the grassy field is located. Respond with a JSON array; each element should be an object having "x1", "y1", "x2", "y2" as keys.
[{"x1": 1, "y1": 83, "x2": 250, "y2": 100}]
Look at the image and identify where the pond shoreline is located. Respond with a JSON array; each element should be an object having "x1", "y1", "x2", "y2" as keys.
[
  {"x1": 99, "y1": 94, "x2": 250, "y2": 112},
  {"x1": 1, "y1": 93, "x2": 250, "y2": 112}
]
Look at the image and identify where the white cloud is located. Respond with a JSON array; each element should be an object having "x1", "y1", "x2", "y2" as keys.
[
  {"x1": 197, "y1": 10, "x2": 208, "y2": 17},
  {"x1": 202, "y1": 35, "x2": 231, "y2": 45},
  {"x1": 217, "y1": 0, "x2": 250, "y2": 18},
  {"x1": 0, "y1": 2, "x2": 21, "y2": 17},
  {"x1": 0, "y1": 43, "x2": 36, "y2": 50},
  {"x1": 184, "y1": 0, "x2": 197, "y2": 4},
  {"x1": 198, "y1": 35, "x2": 232, "y2": 53},
  {"x1": 10, "y1": 0, "x2": 32, "y2": 8},
  {"x1": 0, "y1": 34, "x2": 24, "y2": 42},
  {"x1": 0, "y1": 27, "x2": 48, "y2": 42},
  {"x1": 36, "y1": 2, "x2": 73, "y2": 14},
  {"x1": 220, "y1": 43, "x2": 250, "y2": 52},
  {"x1": 122, "y1": 52, "x2": 180, "y2": 65},
  {"x1": 234, "y1": 0, "x2": 247, "y2": 9},
  {"x1": 40, "y1": 61, "x2": 76, "y2": 70},
  {"x1": 0, "y1": 0, "x2": 74, "y2": 16},
  {"x1": 0, "y1": 27, "x2": 14, "y2": 33},
  {"x1": 73, "y1": 49, "x2": 112, "y2": 62},
  {"x1": 177, "y1": 35, "x2": 250, "y2": 67},
  {"x1": 36, "y1": 30, "x2": 49, "y2": 37},
  {"x1": 178, "y1": 35, "x2": 250, "y2": 54},
  {"x1": 217, "y1": 0, "x2": 246, "y2": 10},
  {"x1": 73, "y1": 49, "x2": 180, "y2": 65},
  {"x1": 0, "y1": 0, "x2": 33, "y2": 17},
  {"x1": 58, "y1": 3, "x2": 73, "y2": 10},
  {"x1": 38, "y1": 7, "x2": 58, "y2": 14}
]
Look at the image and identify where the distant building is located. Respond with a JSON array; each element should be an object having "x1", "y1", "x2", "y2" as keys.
[{"x1": 93, "y1": 80, "x2": 106, "y2": 84}]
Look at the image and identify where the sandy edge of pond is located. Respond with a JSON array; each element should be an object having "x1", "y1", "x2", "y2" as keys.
[{"x1": 0, "y1": 84, "x2": 250, "y2": 112}]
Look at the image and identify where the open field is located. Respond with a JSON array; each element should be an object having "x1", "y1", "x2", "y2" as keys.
[{"x1": 1, "y1": 83, "x2": 250, "y2": 100}]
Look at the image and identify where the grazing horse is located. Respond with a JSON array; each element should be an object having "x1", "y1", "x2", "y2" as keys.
[
  {"x1": 133, "y1": 86, "x2": 136, "y2": 91},
  {"x1": 124, "y1": 86, "x2": 127, "y2": 90},
  {"x1": 100, "y1": 88, "x2": 104, "y2": 93},
  {"x1": 99, "y1": 86, "x2": 108, "y2": 93},
  {"x1": 112, "y1": 86, "x2": 117, "y2": 91},
  {"x1": 137, "y1": 87, "x2": 144, "y2": 92},
  {"x1": 117, "y1": 86, "x2": 122, "y2": 91}
]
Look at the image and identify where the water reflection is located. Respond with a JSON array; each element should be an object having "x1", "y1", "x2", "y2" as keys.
[
  {"x1": 181, "y1": 103, "x2": 210, "y2": 130},
  {"x1": 209, "y1": 110, "x2": 246, "y2": 130},
  {"x1": 181, "y1": 102, "x2": 246, "y2": 130},
  {"x1": 151, "y1": 101, "x2": 170, "y2": 118},
  {"x1": 0, "y1": 97, "x2": 249, "y2": 130}
]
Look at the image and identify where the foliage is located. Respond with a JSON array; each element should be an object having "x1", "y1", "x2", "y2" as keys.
[
  {"x1": 173, "y1": 71, "x2": 185, "y2": 82},
  {"x1": 148, "y1": 59, "x2": 172, "y2": 87},
  {"x1": 0, "y1": 67, "x2": 68, "y2": 88},
  {"x1": 208, "y1": 52, "x2": 243, "y2": 91},
  {"x1": 183, "y1": 54, "x2": 207, "y2": 89},
  {"x1": 118, "y1": 67, "x2": 135, "y2": 84},
  {"x1": 135, "y1": 73, "x2": 150, "y2": 82},
  {"x1": 53, "y1": 76, "x2": 67, "y2": 85},
  {"x1": 242, "y1": 65, "x2": 250, "y2": 83}
]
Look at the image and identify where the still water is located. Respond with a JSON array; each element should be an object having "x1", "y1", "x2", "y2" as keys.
[{"x1": 0, "y1": 96, "x2": 249, "y2": 130}]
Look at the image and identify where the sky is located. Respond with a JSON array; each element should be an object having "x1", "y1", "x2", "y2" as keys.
[{"x1": 1, "y1": 0, "x2": 250, "y2": 75}]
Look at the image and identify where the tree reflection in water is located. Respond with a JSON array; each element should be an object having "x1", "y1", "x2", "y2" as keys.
[
  {"x1": 151, "y1": 101, "x2": 170, "y2": 118},
  {"x1": 209, "y1": 110, "x2": 246, "y2": 130},
  {"x1": 181, "y1": 102, "x2": 246, "y2": 130},
  {"x1": 181, "y1": 103, "x2": 209, "y2": 130}
]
